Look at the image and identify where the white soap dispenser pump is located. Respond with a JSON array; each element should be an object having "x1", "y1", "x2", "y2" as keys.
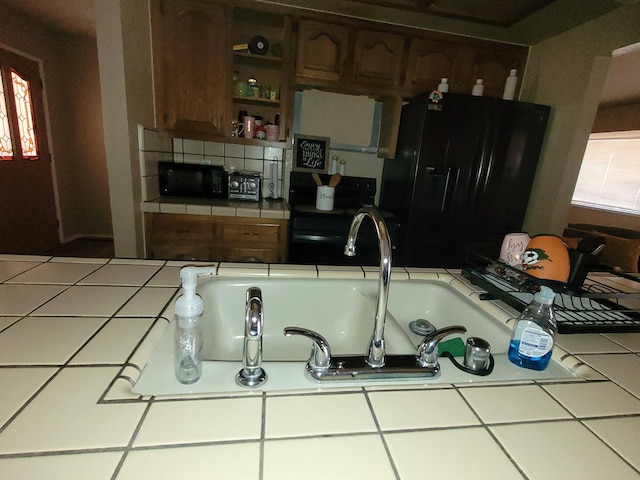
[{"x1": 174, "y1": 266, "x2": 215, "y2": 384}]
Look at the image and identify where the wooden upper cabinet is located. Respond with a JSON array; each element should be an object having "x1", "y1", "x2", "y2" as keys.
[
  {"x1": 152, "y1": 0, "x2": 231, "y2": 136},
  {"x1": 353, "y1": 29, "x2": 405, "y2": 88},
  {"x1": 404, "y1": 36, "x2": 461, "y2": 97},
  {"x1": 296, "y1": 19, "x2": 349, "y2": 82},
  {"x1": 296, "y1": 19, "x2": 405, "y2": 90},
  {"x1": 456, "y1": 44, "x2": 527, "y2": 99}
]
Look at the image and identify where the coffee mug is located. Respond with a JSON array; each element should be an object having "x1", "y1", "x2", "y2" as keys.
[
  {"x1": 265, "y1": 124, "x2": 279, "y2": 141},
  {"x1": 521, "y1": 234, "x2": 570, "y2": 283},
  {"x1": 231, "y1": 121, "x2": 244, "y2": 137},
  {"x1": 243, "y1": 116, "x2": 256, "y2": 139},
  {"x1": 499, "y1": 232, "x2": 531, "y2": 267},
  {"x1": 315, "y1": 186, "x2": 335, "y2": 211}
]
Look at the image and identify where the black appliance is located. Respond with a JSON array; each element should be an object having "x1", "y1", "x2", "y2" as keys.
[
  {"x1": 288, "y1": 172, "x2": 399, "y2": 266},
  {"x1": 158, "y1": 161, "x2": 227, "y2": 199},
  {"x1": 380, "y1": 92, "x2": 550, "y2": 268}
]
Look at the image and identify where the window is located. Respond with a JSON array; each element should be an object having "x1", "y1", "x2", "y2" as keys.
[
  {"x1": 0, "y1": 59, "x2": 40, "y2": 160},
  {"x1": 571, "y1": 131, "x2": 640, "y2": 215}
]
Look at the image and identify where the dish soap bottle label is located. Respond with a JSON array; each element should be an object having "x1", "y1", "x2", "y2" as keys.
[{"x1": 517, "y1": 325, "x2": 553, "y2": 357}]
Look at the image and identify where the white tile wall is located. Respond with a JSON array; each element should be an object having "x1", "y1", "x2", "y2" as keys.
[{"x1": 138, "y1": 125, "x2": 288, "y2": 201}]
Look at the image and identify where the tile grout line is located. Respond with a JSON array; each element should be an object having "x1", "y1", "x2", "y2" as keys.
[
  {"x1": 453, "y1": 384, "x2": 531, "y2": 480},
  {"x1": 109, "y1": 400, "x2": 154, "y2": 480},
  {"x1": 362, "y1": 388, "x2": 402, "y2": 480},
  {"x1": 580, "y1": 419, "x2": 640, "y2": 476}
]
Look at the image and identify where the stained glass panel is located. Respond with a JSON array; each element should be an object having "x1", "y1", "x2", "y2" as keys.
[
  {"x1": 0, "y1": 70, "x2": 13, "y2": 160},
  {"x1": 11, "y1": 69, "x2": 38, "y2": 159}
]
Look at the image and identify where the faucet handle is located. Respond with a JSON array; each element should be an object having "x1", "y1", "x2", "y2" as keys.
[
  {"x1": 283, "y1": 327, "x2": 332, "y2": 371},
  {"x1": 416, "y1": 325, "x2": 467, "y2": 369}
]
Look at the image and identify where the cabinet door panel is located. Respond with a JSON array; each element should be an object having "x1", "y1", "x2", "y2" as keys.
[
  {"x1": 296, "y1": 20, "x2": 349, "y2": 81},
  {"x1": 457, "y1": 45, "x2": 526, "y2": 99},
  {"x1": 404, "y1": 37, "x2": 461, "y2": 97},
  {"x1": 353, "y1": 30, "x2": 405, "y2": 88},
  {"x1": 156, "y1": 0, "x2": 230, "y2": 135}
]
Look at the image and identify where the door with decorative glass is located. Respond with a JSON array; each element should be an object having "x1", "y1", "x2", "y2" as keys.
[{"x1": 0, "y1": 47, "x2": 59, "y2": 254}]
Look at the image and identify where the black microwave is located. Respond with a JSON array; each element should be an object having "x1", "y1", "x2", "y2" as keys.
[{"x1": 158, "y1": 161, "x2": 227, "y2": 199}]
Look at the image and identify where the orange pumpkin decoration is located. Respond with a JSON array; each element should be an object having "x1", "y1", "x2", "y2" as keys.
[{"x1": 521, "y1": 235, "x2": 570, "y2": 283}]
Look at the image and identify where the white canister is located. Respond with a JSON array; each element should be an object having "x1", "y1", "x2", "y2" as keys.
[
  {"x1": 499, "y1": 232, "x2": 531, "y2": 267},
  {"x1": 315, "y1": 186, "x2": 335, "y2": 211}
]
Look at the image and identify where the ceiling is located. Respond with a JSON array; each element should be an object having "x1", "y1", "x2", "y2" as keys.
[
  {"x1": 1, "y1": 0, "x2": 638, "y2": 105},
  {"x1": 0, "y1": 0, "x2": 629, "y2": 40}
]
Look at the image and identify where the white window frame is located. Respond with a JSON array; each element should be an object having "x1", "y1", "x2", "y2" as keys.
[{"x1": 571, "y1": 130, "x2": 640, "y2": 216}]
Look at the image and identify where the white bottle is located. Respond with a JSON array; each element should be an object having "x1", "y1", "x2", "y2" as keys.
[
  {"x1": 438, "y1": 77, "x2": 449, "y2": 92},
  {"x1": 471, "y1": 79, "x2": 484, "y2": 96},
  {"x1": 508, "y1": 286, "x2": 557, "y2": 371},
  {"x1": 503, "y1": 69, "x2": 518, "y2": 100},
  {"x1": 174, "y1": 266, "x2": 214, "y2": 384}
]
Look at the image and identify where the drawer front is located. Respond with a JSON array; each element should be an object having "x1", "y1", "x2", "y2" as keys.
[
  {"x1": 221, "y1": 223, "x2": 280, "y2": 245},
  {"x1": 149, "y1": 241, "x2": 212, "y2": 262},
  {"x1": 152, "y1": 214, "x2": 212, "y2": 240},
  {"x1": 223, "y1": 247, "x2": 280, "y2": 264}
]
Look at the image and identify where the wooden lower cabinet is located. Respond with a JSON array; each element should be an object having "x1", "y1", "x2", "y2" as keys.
[{"x1": 145, "y1": 213, "x2": 288, "y2": 263}]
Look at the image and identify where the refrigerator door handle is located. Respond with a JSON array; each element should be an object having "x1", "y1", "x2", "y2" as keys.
[
  {"x1": 467, "y1": 118, "x2": 494, "y2": 210},
  {"x1": 424, "y1": 166, "x2": 459, "y2": 213}
]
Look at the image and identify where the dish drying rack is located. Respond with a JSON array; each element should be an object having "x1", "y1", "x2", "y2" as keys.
[{"x1": 462, "y1": 251, "x2": 640, "y2": 334}]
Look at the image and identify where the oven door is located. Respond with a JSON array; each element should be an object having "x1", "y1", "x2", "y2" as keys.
[{"x1": 288, "y1": 216, "x2": 396, "y2": 266}]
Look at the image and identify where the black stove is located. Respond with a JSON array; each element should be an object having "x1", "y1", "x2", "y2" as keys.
[{"x1": 287, "y1": 172, "x2": 400, "y2": 266}]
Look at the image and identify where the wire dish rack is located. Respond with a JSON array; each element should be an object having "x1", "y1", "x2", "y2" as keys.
[{"x1": 462, "y1": 251, "x2": 640, "y2": 334}]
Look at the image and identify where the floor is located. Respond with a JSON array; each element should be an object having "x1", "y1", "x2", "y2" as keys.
[{"x1": 45, "y1": 238, "x2": 115, "y2": 258}]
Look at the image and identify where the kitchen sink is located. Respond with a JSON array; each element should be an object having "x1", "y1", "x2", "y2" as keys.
[{"x1": 133, "y1": 277, "x2": 576, "y2": 396}]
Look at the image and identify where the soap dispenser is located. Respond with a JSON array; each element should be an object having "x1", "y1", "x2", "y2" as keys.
[{"x1": 174, "y1": 266, "x2": 215, "y2": 384}]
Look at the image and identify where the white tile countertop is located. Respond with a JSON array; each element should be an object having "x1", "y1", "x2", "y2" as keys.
[{"x1": 1, "y1": 255, "x2": 639, "y2": 479}]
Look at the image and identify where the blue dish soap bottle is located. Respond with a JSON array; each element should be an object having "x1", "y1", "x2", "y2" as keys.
[{"x1": 508, "y1": 286, "x2": 557, "y2": 371}]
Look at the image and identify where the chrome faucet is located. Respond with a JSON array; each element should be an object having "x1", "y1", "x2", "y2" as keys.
[
  {"x1": 235, "y1": 287, "x2": 267, "y2": 387},
  {"x1": 344, "y1": 206, "x2": 392, "y2": 368}
]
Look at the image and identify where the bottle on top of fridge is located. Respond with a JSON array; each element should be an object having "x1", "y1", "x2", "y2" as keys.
[
  {"x1": 503, "y1": 69, "x2": 518, "y2": 100},
  {"x1": 471, "y1": 79, "x2": 484, "y2": 96}
]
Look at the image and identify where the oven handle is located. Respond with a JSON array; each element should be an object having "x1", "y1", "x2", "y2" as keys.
[{"x1": 293, "y1": 234, "x2": 345, "y2": 242}]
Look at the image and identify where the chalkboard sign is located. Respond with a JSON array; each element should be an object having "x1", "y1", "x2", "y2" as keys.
[{"x1": 293, "y1": 134, "x2": 330, "y2": 173}]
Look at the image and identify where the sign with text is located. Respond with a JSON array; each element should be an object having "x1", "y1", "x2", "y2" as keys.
[{"x1": 293, "y1": 134, "x2": 329, "y2": 173}]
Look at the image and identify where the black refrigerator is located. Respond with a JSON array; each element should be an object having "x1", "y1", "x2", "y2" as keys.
[{"x1": 380, "y1": 92, "x2": 550, "y2": 268}]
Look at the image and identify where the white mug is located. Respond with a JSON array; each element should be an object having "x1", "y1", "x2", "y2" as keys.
[
  {"x1": 499, "y1": 232, "x2": 531, "y2": 267},
  {"x1": 315, "y1": 186, "x2": 335, "y2": 211}
]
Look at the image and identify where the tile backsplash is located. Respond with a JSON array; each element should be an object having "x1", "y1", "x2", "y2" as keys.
[{"x1": 138, "y1": 125, "x2": 289, "y2": 202}]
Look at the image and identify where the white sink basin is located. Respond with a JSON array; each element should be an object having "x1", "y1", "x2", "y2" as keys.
[
  {"x1": 133, "y1": 277, "x2": 576, "y2": 396},
  {"x1": 200, "y1": 277, "x2": 416, "y2": 361}
]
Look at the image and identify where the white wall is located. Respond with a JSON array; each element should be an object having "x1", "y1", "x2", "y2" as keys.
[
  {"x1": 95, "y1": 0, "x2": 155, "y2": 258},
  {"x1": 521, "y1": 3, "x2": 640, "y2": 236},
  {"x1": 0, "y1": 3, "x2": 112, "y2": 244}
]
